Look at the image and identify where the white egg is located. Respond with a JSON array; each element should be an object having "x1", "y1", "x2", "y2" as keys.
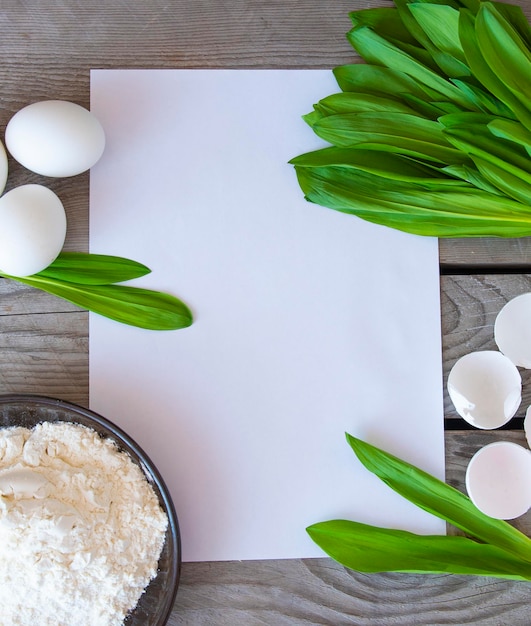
[
  {"x1": 465, "y1": 441, "x2": 531, "y2": 519},
  {"x1": 494, "y1": 293, "x2": 531, "y2": 368},
  {"x1": 5, "y1": 100, "x2": 105, "y2": 177},
  {"x1": 447, "y1": 351, "x2": 521, "y2": 429},
  {"x1": 0, "y1": 140, "x2": 8, "y2": 194},
  {"x1": 0, "y1": 184, "x2": 67, "y2": 276}
]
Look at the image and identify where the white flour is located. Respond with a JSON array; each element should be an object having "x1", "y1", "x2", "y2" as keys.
[{"x1": 0, "y1": 421, "x2": 169, "y2": 626}]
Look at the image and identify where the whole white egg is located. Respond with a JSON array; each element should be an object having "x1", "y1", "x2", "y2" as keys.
[
  {"x1": 0, "y1": 184, "x2": 67, "y2": 276},
  {"x1": 5, "y1": 100, "x2": 105, "y2": 177}
]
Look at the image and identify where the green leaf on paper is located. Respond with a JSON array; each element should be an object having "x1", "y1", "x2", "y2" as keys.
[
  {"x1": 307, "y1": 521, "x2": 531, "y2": 580},
  {"x1": 293, "y1": 162, "x2": 531, "y2": 237},
  {"x1": 309, "y1": 112, "x2": 466, "y2": 163},
  {"x1": 345, "y1": 435, "x2": 531, "y2": 563},
  {"x1": 306, "y1": 92, "x2": 420, "y2": 120},
  {"x1": 291, "y1": 1, "x2": 531, "y2": 237},
  {"x1": 307, "y1": 434, "x2": 531, "y2": 580},
  {"x1": 290, "y1": 147, "x2": 465, "y2": 186}
]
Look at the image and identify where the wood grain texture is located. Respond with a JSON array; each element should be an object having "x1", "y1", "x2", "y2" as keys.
[
  {"x1": 0, "y1": 279, "x2": 88, "y2": 404},
  {"x1": 439, "y1": 237, "x2": 531, "y2": 270},
  {"x1": 0, "y1": 1, "x2": 531, "y2": 624},
  {"x1": 173, "y1": 560, "x2": 531, "y2": 626},
  {"x1": 441, "y1": 274, "x2": 531, "y2": 419}
]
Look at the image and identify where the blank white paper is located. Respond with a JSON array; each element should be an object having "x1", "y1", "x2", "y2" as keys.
[{"x1": 89, "y1": 69, "x2": 445, "y2": 562}]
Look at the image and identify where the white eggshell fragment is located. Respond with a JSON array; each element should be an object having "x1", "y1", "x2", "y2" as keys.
[
  {"x1": 494, "y1": 293, "x2": 531, "y2": 368},
  {"x1": 525, "y1": 406, "x2": 531, "y2": 449},
  {"x1": 0, "y1": 184, "x2": 67, "y2": 276},
  {"x1": 447, "y1": 351, "x2": 521, "y2": 429},
  {"x1": 5, "y1": 100, "x2": 105, "y2": 177},
  {"x1": 0, "y1": 140, "x2": 8, "y2": 195},
  {"x1": 466, "y1": 441, "x2": 531, "y2": 519}
]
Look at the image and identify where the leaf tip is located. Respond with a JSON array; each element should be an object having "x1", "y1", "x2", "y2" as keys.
[
  {"x1": 344, "y1": 431, "x2": 359, "y2": 450},
  {"x1": 306, "y1": 522, "x2": 325, "y2": 540}
]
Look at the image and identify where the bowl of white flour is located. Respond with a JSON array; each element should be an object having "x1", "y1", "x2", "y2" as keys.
[{"x1": 0, "y1": 394, "x2": 180, "y2": 626}]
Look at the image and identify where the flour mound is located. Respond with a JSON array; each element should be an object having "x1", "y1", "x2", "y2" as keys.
[{"x1": 0, "y1": 421, "x2": 168, "y2": 626}]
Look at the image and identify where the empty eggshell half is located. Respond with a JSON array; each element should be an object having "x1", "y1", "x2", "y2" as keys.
[
  {"x1": 466, "y1": 441, "x2": 531, "y2": 519},
  {"x1": 5, "y1": 100, "x2": 105, "y2": 177},
  {"x1": 494, "y1": 293, "x2": 531, "y2": 368},
  {"x1": 0, "y1": 184, "x2": 67, "y2": 277},
  {"x1": 447, "y1": 351, "x2": 521, "y2": 429}
]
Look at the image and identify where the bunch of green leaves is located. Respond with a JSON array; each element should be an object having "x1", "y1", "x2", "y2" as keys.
[
  {"x1": 0, "y1": 252, "x2": 193, "y2": 330},
  {"x1": 307, "y1": 434, "x2": 531, "y2": 579},
  {"x1": 291, "y1": 0, "x2": 531, "y2": 237}
]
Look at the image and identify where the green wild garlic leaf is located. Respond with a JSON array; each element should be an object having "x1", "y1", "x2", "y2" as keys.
[{"x1": 307, "y1": 434, "x2": 531, "y2": 580}]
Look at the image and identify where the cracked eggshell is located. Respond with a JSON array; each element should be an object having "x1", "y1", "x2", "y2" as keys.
[
  {"x1": 0, "y1": 184, "x2": 67, "y2": 277},
  {"x1": 465, "y1": 441, "x2": 531, "y2": 519},
  {"x1": 5, "y1": 100, "x2": 105, "y2": 177},
  {"x1": 447, "y1": 351, "x2": 521, "y2": 429},
  {"x1": 494, "y1": 293, "x2": 531, "y2": 368}
]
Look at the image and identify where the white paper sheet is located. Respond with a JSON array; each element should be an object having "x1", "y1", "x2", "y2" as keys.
[{"x1": 89, "y1": 69, "x2": 445, "y2": 562}]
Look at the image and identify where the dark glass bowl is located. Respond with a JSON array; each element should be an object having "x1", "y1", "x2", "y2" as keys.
[{"x1": 0, "y1": 394, "x2": 181, "y2": 626}]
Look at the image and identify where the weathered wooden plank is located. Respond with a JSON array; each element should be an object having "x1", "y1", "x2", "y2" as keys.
[
  {"x1": 0, "y1": 278, "x2": 82, "y2": 315},
  {"x1": 171, "y1": 560, "x2": 531, "y2": 626},
  {"x1": 0, "y1": 279, "x2": 88, "y2": 404},
  {"x1": 439, "y1": 238, "x2": 531, "y2": 270},
  {"x1": 0, "y1": 309, "x2": 88, "y2": 405},
  {"x1": 0, "y1": 0, "x2": 357, "y2": 71}
]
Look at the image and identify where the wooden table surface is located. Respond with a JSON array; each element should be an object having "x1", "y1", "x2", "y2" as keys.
[{"x1": 1, "y1": 1, "x2": 530, "y2": 624}]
